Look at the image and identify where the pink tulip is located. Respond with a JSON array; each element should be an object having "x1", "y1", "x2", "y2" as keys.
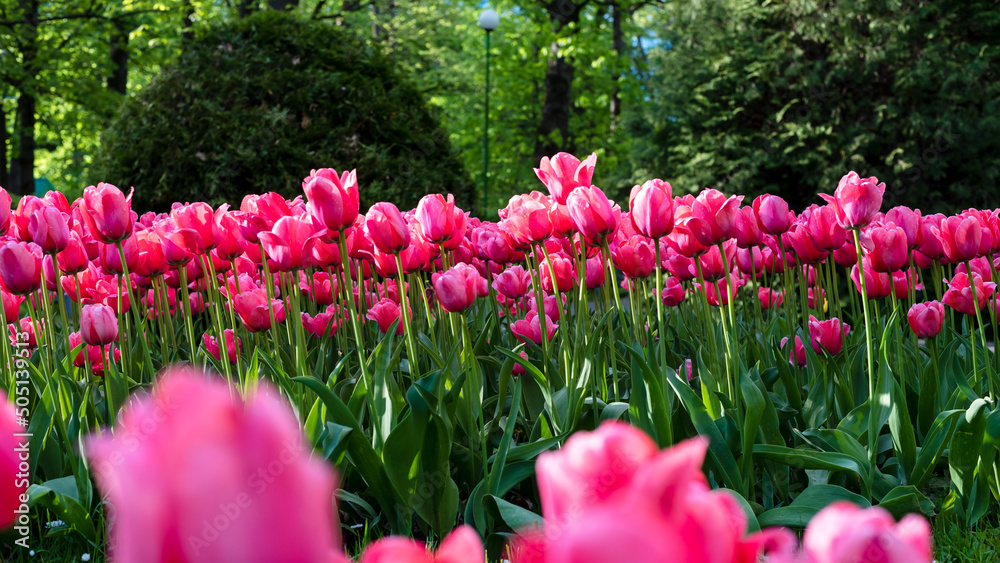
[
  {"x1": 432, "y1": 263, "x2": 487, "y2": 313},
  {"x1": 534, "y1": 152, "x2": 597, "y2": 205},
  {"x1": 367, "y1": 298, "x2": 405, "y2": 335},
  {"x1": 612, "y1": 236, "x2": 654, "y2": 280},
  {"x1": 907, "y1": 301, "x2": 944, "y2": 338},
  {"x1": 171, "y1": 202, "x2": 220, "y2": 251},
  {"x1": 758, "y1": 287, "x2": 783, "y2": 309},
  {"x1": 662, "y1": 276, "x2": 685, "y2": 306},
  {"x1": 943, "y1": 272, "x2": 996, "y2": 316},
  {"x1": 934, "y1": 214, "x2": 982, "y2": 263},
  {"x1": 784, "y1": 224, "x2": 827, "y2": 264},
  {"x1": 99, "y1": 236, "x2": 138, "y2": 275},
  {"x1": 804, "y1": 204, "x2": 847, "y2": 252},
  {"x1": 78, "y1": 182, "x2": 135, "y2": 243},
  {"x1": 416, "y1": 194, "x2": 466, "y2": 247},
  {"x1": 629, "y1": 179, "x2": 674, "y2": 239},
  {"x1": 0, "y1": 187, "x2": 11, "y2": 236},
  {"x1": 233, "y1": 289, "x2": 285, "y2": 332},
  {"x1": 56, "y1": 231, "x2": 90, "y2": 275},
  {"x1": 303, "y1": 168, "x2": 360, "y2": 233},
  {"x1": 86, "y1": 368, "x2": 347, "y2": 563},
  {"x1": 12, "y1": 195, "x2": 44, "y2": 241},
  {"x1": 692, "y1": 241, "x2": 734, "y2": 282},
  {"x1": 511, "y1": 310, "x2": 557, "y2": 345},
  {"x1": 366, "y1": 202, "x2": 411, "y2": 254},
  {"x1": 513, "y1": 422, "x2": 776, "y2": 563},
  {"x1": 851, "y1": 258, "x2": 893, "y2": 299},
  {"x1": 203, "y1": 330, "x2": 242, "y2": 363},
  {"x1": 801, "y1": 502, "x2": 932, "y2": 563},
  {"x1": 9, "y1": 316, "x2": 41, "y2": 348},
  {"x1": 732, "y1": 207, "x2": 763, "y2": 248},
  {"x1": 213, "y1": 209, "x2": 247, "y2": 261},
  {"x1": 80, "y1": 303, "x2": 119, "y2": 346},
  {"x1": 499, "y1": 192, "x2": 552, "y2": 248},
  {"x1": 474, "y1": 225, "x2": 517, "y2": 265},
  {"x1": 258, "y1": 215, "x2": 318, "y2": 271},
  {"x1": 917, "y1": 214, "x2": 946, "y2": 261},
  {"x1": 27, "y1": 204, "x2": 70, "y2": 254},
  {"x1": 566, "y1": 185, "x2": 618, "y2": 245},
  {"x1": 585, "y1": 255, "x2": 606, "y2": 289},
  {"x1": 885, "y1": 206, "x2": 923, "y2": 249},
  {"x1": 0, "y1": 241, "x2": 41, "y2": 295},
  {"x1": 753, "y1": 194, "x2": 791, "y2": 235},
  {"x1": 0, "y1": 395, "x2": 26, "y2": 530},
  {"x1": 781, "y1": 335, "x2": 807, "y2": 367},
  {"x1": 819, "y1": 171, "x2": 885, "y2": 230},
  {"x1": 832, "y1": 239, "x2": 858, "y2": 268},
  {"x1": 892, "y1": 269, "x2": 923, "y2": 300},
  {"x1": 734, "y1": 246, "x2": 763, "y2": 277},
  {"x1": 302, "y1": 311, "x2": 339, "y2": 338},
  {"x1": 864, "y1": 223, "x2": 908, "y2": 272},
  {"x1": 1, "y1": 288, "x2": 23, "y2": 322},
  {"x1": 677, "y1": 358, "x2": 694, "y2": 381},
  {"x1": 807, "y1": 288, "x2": 826, "y2": 310},
  {"x1": 808, "y1": 315, "x2": 850, "y2": 355},
  {"x1": 688, "y1": 189, "x2": 744, "y2": 246},
  {"x1": 359, "y1": 525, "x2": 483, "y2": 563},
  {"x1": 697, "y1": 271, "x2": 744, "y2": 307},
  {"x1": 494, "y1": 266, "x2": 532, "y2": 300}
]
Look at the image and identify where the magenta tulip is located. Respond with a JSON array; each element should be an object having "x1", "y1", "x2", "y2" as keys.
[
  {"x1": 366, "y1": 202, "x2": 411, "y2": 254},
  {"x1": 499, "y1": 192, "x2": 553, "y2": 248},
  {"x1": 203, "y1": 329, "x2": 242, "y2": 363},
  {"x1": 0, "y1": 187, "x2": 11, "y2": 236},
  {"x1": 808, "y1": 315, "x2": 850, "y2": 355},
  {"x1": 781, "y1": 335, "x2": 807, "y2": 367},
  {"x1": 303, "y1": 168, "x2": 360, "y2": 233},
  {"x1": 85, "y1": 368, "x2": 348, "y2": 563},
  {"x1": 27, "y1": 205, "x2": 70, "y2": 254},
  {"x1": 851, "y1": 258, "x2": 893, "y2": 299},
  {"x1": 415, "y1": 193, "x2": 466, "y2": 246},
  {"x1": 367, "y1": 298, "x2": 405, "y2": 335},
  {"x1": 865, "y1": 223, "x2": 908, "y2": 272},
  {"x1": 80, "y1": 303, "x2": 119, "y2": 346},
  {"x1": 0, "y1": 395, "x2": 26, "y2": 529},
  {"x1": 78, "y1": 182, "x2": 134, "y2": 243},
  {"x1": 233, "y1": 289, "x2": 285, "y2": 332},
  {"x1": 494, "y1": 266, "x2": 532, "y2": 300},
  {"x1": 758, "y1": 287, "x2": 783, "y2": 309},
  {"x1": 258, "y1": 215, "x2": 319, "y2": 271},
  {"x1": 885, "y1": 206, "x2": 923, "y2": 249},
  {"x1": 801, "y1": 502, "x2": 932, "y2": 563},
  {"x1": 819, "y1": 171, "x2": 885, "y2": 230},
  {"x1": 629, "y1": 179, "x2": 674, "y2": 239},
  {"x1": 661, "y1": 276, "x2": 685, "y2": 307},
  {"x1": 688, "y1": 189, "x2": 744, "y2": 246},
  {"x1": 432, "y1": 263, "x2": 487, "y2": 313},
  {"x1": 171, "y1": 202, "x2": 220, "y2": 251},
  {"x1": 943, "y1": 272, "x2": 996, "y2": 316},
  {"x1": 907, "y1": 301, "x2": 944, "y2": 338},
  {"x1": 934, "y1": 214, "x2": 982, "y2": 263},
  {"x1": 359, "y1": 525, "x2": 483, "y2": 563},
  {"x1": 805, "y1": 204, "x2": 848, "y2": 251},
  {"x1": 534, "y1": 152, "x2": 597, "y2": 205},
  {"x1": 511, "y1": 310, "x2": 557, "y2": 345},
  {"x1": 753, "y1": 194, "x2": 791, "y2": 235},
  {"x1": 0, "y1": 241, "x2": 41, "y2": 295},
  {"x1": 566, "y1": 185, "x2": 619, "y2": 244}
]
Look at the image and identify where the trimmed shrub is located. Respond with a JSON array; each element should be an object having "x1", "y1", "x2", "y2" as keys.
[{"x1": 91, "y1": 12, "x2": 473, "y2": 212}]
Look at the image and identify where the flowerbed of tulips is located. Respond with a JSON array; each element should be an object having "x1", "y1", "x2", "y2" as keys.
[{"x1": 0, "y1": 152, "x2": 996, "y2": 561}]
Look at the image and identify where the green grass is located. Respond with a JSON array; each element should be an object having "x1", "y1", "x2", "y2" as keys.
[{"x1": 934, "y1": 516, "x2": 1000, "y2": 562}]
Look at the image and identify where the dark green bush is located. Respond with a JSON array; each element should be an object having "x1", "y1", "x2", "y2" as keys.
[{"x1": 91, "y1": 12, "x2": 473, "y2": 212}]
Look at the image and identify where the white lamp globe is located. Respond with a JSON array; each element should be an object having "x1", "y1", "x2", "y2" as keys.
[{"x1": 478, "y1": 9, "x2": 500, "y2": 31}]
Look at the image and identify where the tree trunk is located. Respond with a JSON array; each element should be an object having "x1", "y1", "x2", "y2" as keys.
[
  {"x1": 533, "y1": 0, "x2": 587, "y2": 161},
  {"x1": 610, "y1": 1, "x2": 624, "y2": 132},
  {"x1": 182, "y1": 0, "x2": 195, "y2": 45},
  {"x1": 10, "y1": 0, "x2": 38, "y2": 196},
  {"x1": 108, "y1": 20, "x2": 129, "y2": 95}
]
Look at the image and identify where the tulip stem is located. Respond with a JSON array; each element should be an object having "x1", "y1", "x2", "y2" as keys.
[
  {"x1": 852, "y1": 229, "x2": 877, "y2": 497},
  {"x1": 964, "y1": 260, "x2": 993, "y2": 397},
  {"x1": 336, "y1": 231, "x2": 376, "y2": 442},
  {"x1": 37, "y1": 264, "x2": 58, "y2": 371},
  {"x1": 393, "y1": 253, "x2": 421, "y2": 381},
  {"x1": 51, "y1": 258, "x2": 72, "y2": 364},
  {"x1": 653, "y1": 239, "x2": 673, "y2": 446},
  {"x1": 601, "y1": 241, "x2": 631, "y2": 401},
  {"x1": 116, "y1": 241, "x2": 155, "y2": 380},
  {"x1": 177, "y1": 265, "x2": 198, "y2": 364}
]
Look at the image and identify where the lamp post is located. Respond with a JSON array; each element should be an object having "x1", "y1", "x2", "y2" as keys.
[{"x1": 478, "y1": 8, "x2": 499, "y2": 218}]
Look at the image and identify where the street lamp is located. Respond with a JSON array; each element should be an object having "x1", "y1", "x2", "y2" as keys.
[{"x1": 478, "y1": 8, "x2": 499, "y2": 218}]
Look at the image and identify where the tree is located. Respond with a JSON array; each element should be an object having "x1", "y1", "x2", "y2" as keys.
[
  {"x1": 629, "y1": 0, "x2": 1000, "y2": 212},
  {"x1": 89, "y1": 11, "x2": 473, "y2": 212}
]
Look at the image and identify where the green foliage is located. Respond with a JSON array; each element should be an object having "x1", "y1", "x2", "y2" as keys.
[
  {"x1": 630, "y1": 0, "x2": 1000, "y2": 212},
  {"x1": 89, "y1": 11, "x2": 472, "y2": 211}
]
